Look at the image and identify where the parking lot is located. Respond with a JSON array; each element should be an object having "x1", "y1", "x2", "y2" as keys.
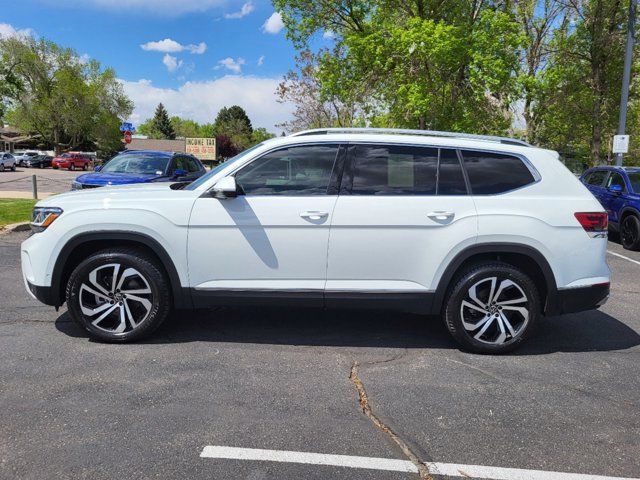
[
  {"x1": 0, "y1": 230, "x2": 638, "y2": 480},
  {"x1": 0, "y1": 168, "x2": 79, "y2": 197}
]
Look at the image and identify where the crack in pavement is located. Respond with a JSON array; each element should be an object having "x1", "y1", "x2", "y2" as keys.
[{"x1": 349, "y1": 359, "x2": 432, "y2": 480}]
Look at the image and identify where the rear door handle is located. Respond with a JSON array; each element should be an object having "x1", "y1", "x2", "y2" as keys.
[
  {"x1": 427, "y1": 211, "x2": 455, "y2": 222},
  {"x1": 300, "y1": 211, "x2": 328, "y2": 220}
]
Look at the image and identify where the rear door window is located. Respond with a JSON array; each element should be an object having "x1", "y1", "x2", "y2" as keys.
[
  {"x1": 585, "y1": 170, "x2": 608, "y2": 187},
  {"x1": 350, "y1": 144, "x2": 438, "y2": 195},
  {"x1": 461, "y1": 150, "x2": 536, "y2": 194}
]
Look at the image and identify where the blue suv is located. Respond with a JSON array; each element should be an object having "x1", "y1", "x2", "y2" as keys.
[
  {"x1": 72, "y1": 150, "x2": 206, "y2": 190},
  {"x1": 580, "y1": 166, "x2": 640, "y2": 250}
]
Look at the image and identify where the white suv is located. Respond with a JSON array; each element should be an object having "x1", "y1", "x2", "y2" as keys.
[{"x1": 21, "y1": 129, "x2": 610, "y2": 353}]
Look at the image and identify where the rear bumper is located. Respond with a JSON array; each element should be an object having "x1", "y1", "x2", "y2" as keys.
[{"x1": 546, "y1": 283, "x2": 610, "y2": 316}]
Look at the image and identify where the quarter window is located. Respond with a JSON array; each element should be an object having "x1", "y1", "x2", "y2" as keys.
[
  {"x1": 235, "y1": 144, "x2": 339, "y2": 196},
  {"x1": 461, "y1": 150, "x2": 535, "y2": 194}
]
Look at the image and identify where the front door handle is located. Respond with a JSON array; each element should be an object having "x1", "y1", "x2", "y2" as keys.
[
  {"x1": 300, "y1": 211, "x2": 329, "y2": 220},
  {"x1": 427, "y1": 211, "x2": 455, "y2": 222}
]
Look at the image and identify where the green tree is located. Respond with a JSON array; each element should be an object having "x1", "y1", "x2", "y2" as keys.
[
  {"x1": 0, "y1": 36, "x2": 132, "y2": 154},
  {"x1": 534, "y1": 0, "x2": 635, "y2": 165},
  {"x1": 148, "y1": 103, "x2": 176, "y2": 139},
  {"x1": 275, "y1": 0, "x2": 524, "y2": 133},
  {"x1": 213, "y1": 105, "x2": 254, "y2": 148}
]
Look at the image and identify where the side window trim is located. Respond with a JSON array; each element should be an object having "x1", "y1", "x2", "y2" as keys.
[
  {"x1": 232, "y1": 142, "x2": 345, "y2": 196},
  {"x1": 454, "y1": 149, "x2": 472, "y2": 195}
]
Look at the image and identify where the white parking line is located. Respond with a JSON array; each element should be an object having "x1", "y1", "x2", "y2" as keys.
[
  {"x1": 200, "y1": 446, "x2": 639, "y2": 480},
  {"x1": 607, "y1": 250, "x2": 640, "y2": 266}
]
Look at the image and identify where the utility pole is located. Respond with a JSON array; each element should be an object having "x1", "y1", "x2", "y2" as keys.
[{"x1": 615, "y1": 0, "x2": 637, "y2": 166}]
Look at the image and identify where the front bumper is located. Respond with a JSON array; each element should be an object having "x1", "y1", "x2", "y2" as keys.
[
  {"x1": 25, "y1": 280, "x2": 57, "y2": 306},
  {"x1": 546, "y1": 283, "x2": 610, "y2": 316}
]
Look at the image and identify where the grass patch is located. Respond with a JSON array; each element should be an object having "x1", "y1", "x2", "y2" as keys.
[{"x1": 0, "y1": 199, "x2": 36, "y2": 228}]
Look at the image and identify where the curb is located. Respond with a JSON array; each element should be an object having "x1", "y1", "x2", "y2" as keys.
[{"x1": 0, "y1": 222, "x2": 30, "y2": 235}]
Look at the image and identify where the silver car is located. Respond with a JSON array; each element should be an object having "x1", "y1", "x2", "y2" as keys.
[{"x1": 0, "y1": 153, "x2": 17, "y2": 172}]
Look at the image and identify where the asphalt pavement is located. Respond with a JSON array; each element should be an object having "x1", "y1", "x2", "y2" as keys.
[{"x1": 0, "y1": 230, "x2": 638, "y2": 480}]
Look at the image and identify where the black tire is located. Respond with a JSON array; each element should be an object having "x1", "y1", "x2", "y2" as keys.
[
  {"x1": 39, "y1": 163, "x2": 44, "y2": 169},
  {"x1": 82, "y1": 163, "x2": 88, "y2": 171},
  {"x1": 620, "y1": 214, "x2": 640, "y2": 251},
  {"x1": 11, "y1": 163, "x2": 16, "y2": 171},
  {"x1": 66, "y1": 248, "x2": 171, "y2": 342},
  {"x1": 0, "y1": 163, "x2": 4, "y2": 172},
  {"x1": 69, "y1": 163, "x2": 75, "y2": 171},
  {"x1": 443, "y1": 262, "x2": 540, "y2": 354}
]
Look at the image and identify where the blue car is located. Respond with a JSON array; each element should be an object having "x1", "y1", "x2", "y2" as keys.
[
  {"x1": 72, "y1": 150, "x2": 206, "y2": 190},
  {"x1": 580, "y1": 166, "x2": 640, "y2": 250}
]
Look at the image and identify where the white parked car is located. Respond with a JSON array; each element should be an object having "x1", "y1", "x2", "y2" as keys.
[
  {"x1": 14, "y1": 150, "x2": 40, "y2": 167},
  {"x1": 21, "y1": 129, "x2": 610, "y2": 353},
  {"x1": 0, "y1": 152, "x2": 17, "y2": 171}
]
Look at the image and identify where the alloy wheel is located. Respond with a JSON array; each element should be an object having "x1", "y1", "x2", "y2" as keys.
[
  {"x1": 79, "y1": 263, "x2": 153, "y2": 334},
  {"x1": 460, "y1": 277, "x2": 530, "y2": 345},
  {"x1": 621, "y1": 217, "x2": 638, "y2": 248}
]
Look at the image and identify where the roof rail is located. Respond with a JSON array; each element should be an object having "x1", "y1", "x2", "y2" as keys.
[{"x1": 289, "y1": 128, "x2": 531, "y2": 147}]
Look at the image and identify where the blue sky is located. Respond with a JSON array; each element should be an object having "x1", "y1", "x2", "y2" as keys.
[{"x1": 1, "y1": 0, "x2": 327, "y2": 132}]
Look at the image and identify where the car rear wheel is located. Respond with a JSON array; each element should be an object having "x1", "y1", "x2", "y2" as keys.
[
  {"x1": 82, "y1": 163, "x2": 88, "y2": 171},
  {"x1": 66, "y1": 248, "x2": 171, "y2": 342},
  {"x1": 443, "y1": 262, "x2": 540, "y2": 354},
  {"x1": 621, "y1": 215, "x2": 640, "y2": 251},
  {"x1": 11, "y1": 163, "x2": 16, "y2": 171},
  {"x1": 69, "y1": 163, "x2": 75, "y2": 171}
]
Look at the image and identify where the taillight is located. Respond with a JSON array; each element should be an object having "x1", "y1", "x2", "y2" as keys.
[{"x1": 575, "y1": 212, "x2": 608, "y2": 232}]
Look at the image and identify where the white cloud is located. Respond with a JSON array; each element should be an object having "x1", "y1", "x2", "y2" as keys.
[
  {"x1": 225, "y1": 1, "x2": 254, "y2": 19},
  {"x1": 217, "y1": 57, "x2": 246, "y2": 74},
  {"x1": 77, "y1": 53, "x2": 91, "y2": 64},
  {"x1": 162, "y1": 54, "x2": 183, "y2": 72},
  {"x1": 141, "y1": 38, "x2": 207, "y2": 54},
  {"x1": 323, "y1": 30, "x2": 335, "y2": 40},
  {"x1": 262, "y1": 12, "x2": 284, "y2": 34},
  {"x1": 120, "y1": 77, "x2": 293, "y2": 132},
  {"x1": 0, "y1": 23, "x2": 35, "y2": 40},
  {"x1": 257, "y1": 55, "x2": 265, "y2": 66}
]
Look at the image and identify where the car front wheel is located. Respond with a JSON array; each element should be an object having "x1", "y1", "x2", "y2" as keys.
[
  {"x1": 443, "y1": 262, "x2": 540, "y2": 354},
  {"x1": 0, "y1": 163, "x2": 4, "y2": 172},
  {"x1": 66, "y1": 248, "x2": 171, "y2": 342}
]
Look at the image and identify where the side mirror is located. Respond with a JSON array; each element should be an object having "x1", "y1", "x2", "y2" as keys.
[
  {"x1": 172, "y1": 168, "x2": 187, "y2": 179},
  {"x1": 94, "y1": 165, "x2": 103, "y2": 172},
  {"x1": 608, "y1": 184, "x2": 623, "y2": 194},
  {"x1": 210, "y1": 176, "x2": 239, "y2": 199}
]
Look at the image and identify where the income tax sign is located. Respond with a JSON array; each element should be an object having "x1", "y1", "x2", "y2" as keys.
[{"x1": 186, "y1": 137, "x2": 217, "y2": 160}]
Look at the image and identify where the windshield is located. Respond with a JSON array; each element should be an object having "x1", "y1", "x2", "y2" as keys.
[
  {"x1": 628, "y1": 172, "x2": 640, "y2": 193},
  {"x1": 101, "y1": 153, "x2": 170, "y2": 175},
  {"x1": 185, "y1": 143, "x2": 265, "y2": 190},
  {"x1": 61, "y1": 153, "x2": 72, "y2": 158}
]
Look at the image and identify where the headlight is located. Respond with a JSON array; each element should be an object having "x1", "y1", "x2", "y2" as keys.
[
  {"x1": 31, "y1": 207, "x2": 63, "y2": 233},
  {"x1": 71, "y1": 181, "x2": 82, "y2": 190}
]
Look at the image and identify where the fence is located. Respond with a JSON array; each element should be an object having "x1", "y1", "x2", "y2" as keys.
[{"x1": 0, "y1": 174, "x2": 72, "y2": 199}]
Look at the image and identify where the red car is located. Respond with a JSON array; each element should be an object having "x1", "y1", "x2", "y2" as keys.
[{"x1": 51, "y1": 152, "x2": 92, "y2": 171}]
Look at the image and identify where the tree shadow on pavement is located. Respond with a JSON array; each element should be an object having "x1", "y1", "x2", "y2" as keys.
[{"x1": 55, "y1": 306, "x2": 640, "y2": 354}]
